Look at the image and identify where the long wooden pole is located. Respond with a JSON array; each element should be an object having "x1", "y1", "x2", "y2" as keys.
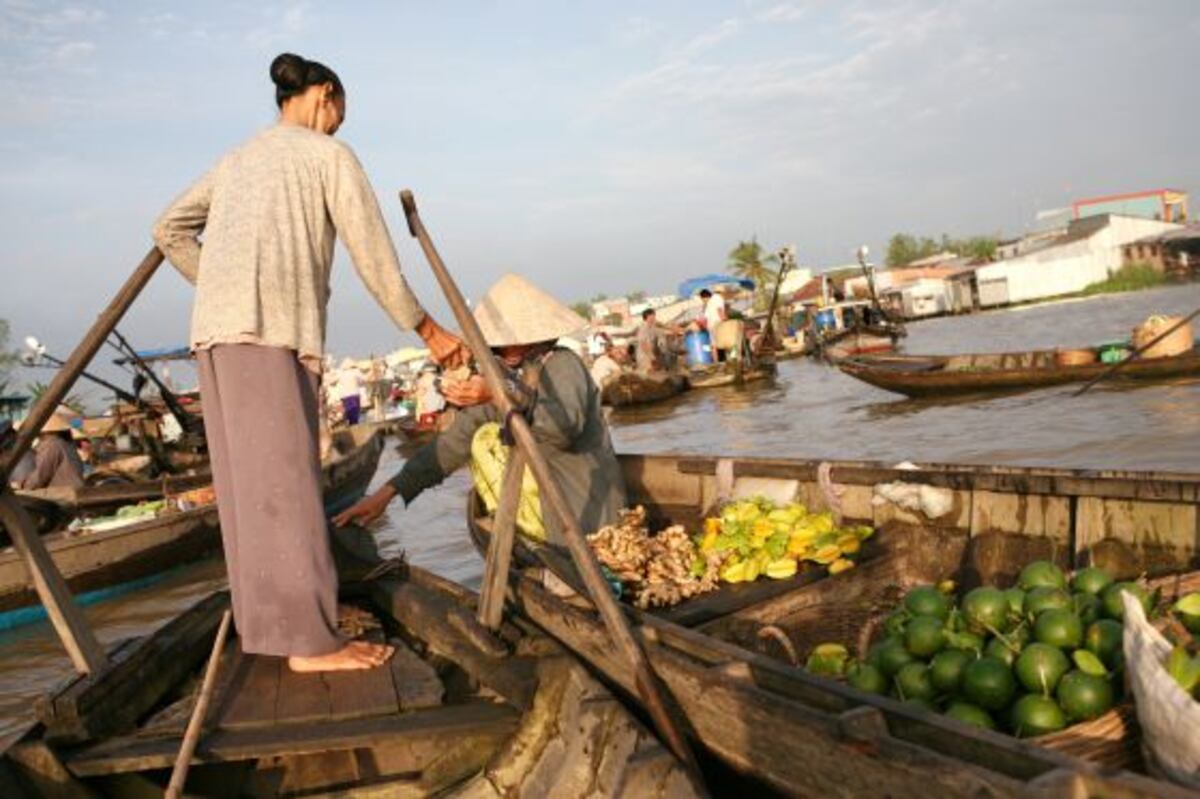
[
  {"x1": 0, "y1": 246, "x2": 163, "y2": 673},
  {"x1": 399, "y1": 191, "x2": 702, "y2": 777},
  {"x1": 477, "y1": 450, "x2": 525, "y2": 630},
  {"x1": 166, "y1": 609, "x2": 233, "y2": 799},
  {"x1": 1073, "y1": 307, "x2": 1200, "y2": 396}
]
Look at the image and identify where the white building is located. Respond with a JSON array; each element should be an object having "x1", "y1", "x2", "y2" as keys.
[{"x1": 975, "y1": 214, "x2": 1181, "y2": 307}]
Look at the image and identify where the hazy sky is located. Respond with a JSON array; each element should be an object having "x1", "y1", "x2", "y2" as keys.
[{"x1": 2, "y1": 0, "x2": 1198, "y2": 398}]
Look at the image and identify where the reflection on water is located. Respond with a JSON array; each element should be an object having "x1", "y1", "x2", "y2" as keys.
[{"x1": 2, "y1": 284, "x2": 1199, "y2": 741}]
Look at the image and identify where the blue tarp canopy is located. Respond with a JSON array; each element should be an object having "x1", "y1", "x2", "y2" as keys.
[
  {"x1": 113, "y1": 345, "x2": 192, "y2": 365},
  {"x1": 677, "y1": 273, "x2": 755, "y2": 297}
]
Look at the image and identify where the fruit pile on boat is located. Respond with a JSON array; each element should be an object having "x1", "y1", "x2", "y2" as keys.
[
  {"x1": 586, "y1": 498, "x2": 875, "y2": 609},
  {"x1": 807, "y1": 560, "x2": 1149, "y2": 738}
]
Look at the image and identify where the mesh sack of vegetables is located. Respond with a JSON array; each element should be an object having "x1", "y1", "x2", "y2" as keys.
[{"x1": 1123, "y1": 592, "x2": 1200, "y2": 788}]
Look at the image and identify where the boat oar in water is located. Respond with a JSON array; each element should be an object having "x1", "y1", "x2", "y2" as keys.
[
  {"x1": 166, "y1": 608, "x2": 233, "y2": 799},
  {"x1": 398, "y1": 190, "x2": 705, "y2": 789},
  {"x1": 1073, "y1": 306, "x2": 1200, "y2": 396}
]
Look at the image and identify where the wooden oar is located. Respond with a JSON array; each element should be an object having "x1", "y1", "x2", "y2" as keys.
[
  {"x1": 165, "y1": 608, "x2": 233, "y2": 799},
  {"x1": 399, "y1": 190, "x2": 703, "y2": 781},
  {"x1": 1072, "y1": 307, "x2": 1200, "y2": 396}
]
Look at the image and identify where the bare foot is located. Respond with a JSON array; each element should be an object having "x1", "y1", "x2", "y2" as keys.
[{"x1": 288, "y1": 641, "x2": 395, "y2": 673}]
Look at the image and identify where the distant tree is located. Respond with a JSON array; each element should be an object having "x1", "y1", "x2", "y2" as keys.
[
  {"x1": 728, "y1": 237, "x2": 780, "y2": 310},
  {"x1": 25, "y1": 380, "x2": 86, "y2": 415},
  {"x1": 589, "y1": 292, "x2": 608, "y2": 303},
  {"x1": 570, "y1": 301, "x2": 593, "y2": 320},
  {"x1": 886, "y1": 233, "x2": 998, "y2": 267},
  {"x1": 627, "y1": 290, "x2": 647, "y2": 303},
  {"x1": 0, "y1": 319, "x2": 18, "y2": 389}
]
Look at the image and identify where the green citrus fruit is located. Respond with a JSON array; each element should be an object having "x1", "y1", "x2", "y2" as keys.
[
  {"x1": 1010, "y1": 694, "x2": 1066, "y2": 737},
  {"x1": 904, "y1": 586, "x2": 951, "y2": 621},
  {"x1": 962, "y1": 657, "x2": 1017, "y2": 711},
  {"x1": 944, "y1": 701, "x2": 995, "y2": 730},
  {"x1": 1034, "y1": 609, "x2": 1083, "y2": 649},
  {"x1": 929, "y1": 649, "x2": 974, "y2": 694},
  {"x1": 894, "y1": 662, "x2": 936, "y2": 703},
  {"x1": 847, "y1": 662, "x2": 888, "y2": 695},
  {"x1": 1018, "y1": 560, "x2": 1067, "y2": 591},
  {"x1": 1085, "y1": 619, "x2": 1124, "y2": 667},
  {"x1": 1101, "y1": 582, "x2": 1150, "y2": 621},
  {"x1": 1071, "y1": 567, "x2": 1113, "y2": 596},
  {"x1": 1015, "y1": 643, "x2": 1070, "y2": 695},
  {"x1": 875, "y1": 636, "x2": 916, "y2": 677},
  {"x1": 1073, "y1": 592, "x2": 1102, "y2": 626},
  {"x1": 1056, "y1": 670, "x2": 1114, "y2": 722},
  {"x1": 962, "y1": 587, "x2": 1011, "y2": 635},
  {"x1": 905, "y1": 615, "x2": 948, "y2": 658},
  {"x1": 985, "y1": 637, "x2": 1019, "y2": 668},
  {"x1": 1024, "y1": 586, "x2": 1072, "y2": 618},
  {"x1": 1003, "y1": 588, "x2": 1026, "y2": 617}
]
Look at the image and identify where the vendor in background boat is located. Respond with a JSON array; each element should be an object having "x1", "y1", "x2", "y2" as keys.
[
  {"x1": 335, "y1": 274, "x2": 627, "y2": 545},
  {"x1": 589, "y1": 333, "x2": 628, "y2": 389},
  {"x1": 17, "y1": 406, "x2": 86, "y2": 491},
  {"x1": 1, "y1": 419, "x2": 37, "y2": 488},
  {"x1": 154, "y1": 52, "x2": 473, "y2": 673},
  {"x1": 698, "y1": 288, "x2": 728, "y2": 332},
  {"x1": 635, "y1": 308, "x2": 681, "y2": 374}
]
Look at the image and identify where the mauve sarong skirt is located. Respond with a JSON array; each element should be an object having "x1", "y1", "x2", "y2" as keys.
[{"x1": 196, "y1": 344, "x2": 342, "y2": 657}]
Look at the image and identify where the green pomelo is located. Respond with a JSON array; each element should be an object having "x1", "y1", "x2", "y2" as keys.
[
  {"x1": 1034, "y1": 609, "x2": 1083, "y2": 649},
  {"x1": 946, "y1": 630, "x2": 985, "y2": 655},
  {"x1": 1010, "y1": 694, "x2": 1067, "y2": 737},
  {"x1": 962, "y1": 587, "x2": 1011, "y2": 635},
  {"x1": 1015, "y1": 643, "x2": 1070, "y2": 695},
  {"x1": 904, "y1": 615, "x2": 947, "y2": 658},
  {"x1": 894, "y1": 662, "x2": 936, "y2": 703},
  {"x1": 1018, "y1": 560, "x2": 1067, "y2": 591},
  {"x1": 944, "y1": 701, "x2": 996, "y2": 730},
  {"x1": 1056, "y1": 671, "x2": 1114, "y2": 722},
  {"x1": 847, "y1": 662, "x2": 888, "y2": 695},
  {"x1": 929, "y1": 649, "x2": 974, "y2": 694},
  {"x1": 984, "y1": 637, "x2": 1019, "y2": 668},
  {"x1": 1101, "y1": 582, "x2": 1150, "y2": 621},
  {"x1": 1085, "y1": 619, "x2": 1124, "y2": 667},
  {"x1": 875, "y1": 637, "x2": 916, "y2": 677},
  {"x1": 904, "y1": 586, "x2": 951, "y2": 621},
  {"x1": 1071, "y1": 567, "x2": 1113, "y2": 596},
  {"x1": 883, "y1": 611, "x2": 909, "y2": 637},
  {"x1": 962, "y1": 657, "x2": 1017, "y2": 711},
  {"x1": 1024, "y1": 586, "x2": 1072, "y2": 618},
  {"x1": 1073, "y1": 593, "x2": 1102, "y2": 626},
  {"x1": 901, "y1": 697, "x2": 938, "y2": 712}
]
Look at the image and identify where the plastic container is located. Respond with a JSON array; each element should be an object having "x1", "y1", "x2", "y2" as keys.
[
  {"x1": 814, "y1": 309, "x2": 837, "y2": 332},
  {"x1": 684, "y1": 330, "x2": 715, "y2": 366},
  {"x1": 1055, "y1": 348, "x2": 1097, "y2": 367},
  {"x1": 1098, "y1": 342, "x2": 1131, "y2": 364}
]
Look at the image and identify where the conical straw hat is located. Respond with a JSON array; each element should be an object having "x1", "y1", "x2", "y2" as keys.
[
  {"x1": 41, "y1": 405, "x2": 79, "y2": 434},
  {"x1": 473, "y1": 273, "x2": 586, "y2": 347}
]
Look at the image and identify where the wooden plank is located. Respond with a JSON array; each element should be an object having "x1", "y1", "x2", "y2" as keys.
[
  {"x1": 274, "y1": 665, "x2": 333, "y2": 726},
  {"x1": 324, "y1": 653, "x2": 404, "y2": 721},
  {"x1": 1076, "y1": 497, "x2": 1198, "y2": 574},
  {"x1": 0, "y1": 492, "x2": 107, "y2": 675},
  {"x1": 388, "y1": 639, "x2": 444, "y2": 710},
  {"x1": 970, "y1": 490, "x2": 1070, "y2": 542},
  {"x1": 66, "y1": 702, "x2": 520, "y2": 778},
  {"x1": 214, "y1": 654, "x2": 282, "y2": 729},
  {"x1": 370, "y1": 579, "x2": 537, "y2": 710},
  {"x1": 478, "y1": 450, "x2": 526, "y2": 630},
  {"x1": 39, "y1": 592, "x2": 228, "y2": 743}
]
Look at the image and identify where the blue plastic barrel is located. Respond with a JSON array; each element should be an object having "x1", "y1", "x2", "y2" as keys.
[
  {"x1": 815, "y1": 308, "x2": 837, "y2": 332},
  {"x1": 685, "y1": 330, "x2": 715, "y2": 366}
]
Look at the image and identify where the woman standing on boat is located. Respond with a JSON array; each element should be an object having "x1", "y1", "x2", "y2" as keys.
[{"x1": 154, "y1": 52, "x2": 465, "y2": 672}]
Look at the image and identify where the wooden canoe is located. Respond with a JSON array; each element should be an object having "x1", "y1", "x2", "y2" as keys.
[
  {"x1": 601, "y1": 371, "x2": 689, "y2": 408},
  {"x1": 0, "y1": 555, "x2": 699, "y2": 798},
  {"x1": 467, "y1": 453, "x2": 1200, "y2": 798},
  {"x1": 0, "y1": 425, "x2": 385, "y2": 623},
  {"x1": 687, "y1": 359, "x2": 777, "y2": 390},
  {"x1": 838, "y1": 348, "x2": 1200, "y2": 398}
]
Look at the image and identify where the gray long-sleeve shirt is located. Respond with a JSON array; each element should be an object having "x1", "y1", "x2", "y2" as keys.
[
  {"x1": 389, "y1": 349, "x2": 627, "y2": 544},
  {"x1": 20, "y1": 435, "x2": 84, "y2": 491},
  {"x1": 153, "y1": 123, "x2": 425, "y2": 370}
]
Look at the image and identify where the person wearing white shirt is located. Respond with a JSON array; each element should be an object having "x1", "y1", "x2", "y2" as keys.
[{"x1": 700, "y1": 288, "x2": 727, "y2": 332}]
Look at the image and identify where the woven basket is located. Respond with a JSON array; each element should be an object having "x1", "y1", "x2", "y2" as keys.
[
  {"x1": 1039, "y1": 702, "x2": 1142, "y2": 771},
  {"x1": 1133, "y1": 315, "x2": 1194, "y2": 359}
]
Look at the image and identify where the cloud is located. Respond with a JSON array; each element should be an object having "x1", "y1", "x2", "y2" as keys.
[
  {"x1": 615, "y1": 15, "x2": 660, "y2": 46},
  {"x1": 755, "y1": 3, "x2": 808, "y2": 23},
  {"x1": 673, "y1": 18, "x2": 741, "y2": 60},
  {"x1": 244, "y1": 2, "x2": 311, "y2": 49}
]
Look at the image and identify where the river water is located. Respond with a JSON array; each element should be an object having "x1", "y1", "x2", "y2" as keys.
[{"x1": 2, "y1": 284, "x2": 1198, "y2": 742}]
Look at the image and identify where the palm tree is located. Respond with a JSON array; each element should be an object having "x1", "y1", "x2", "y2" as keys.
[{"x1": 728, "y1": 238, "x2": 780, "y2": 311}]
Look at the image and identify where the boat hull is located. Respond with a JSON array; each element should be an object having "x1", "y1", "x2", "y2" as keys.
[{"x1": 601, "y1": 371, "x2": 688, "y2": 407}]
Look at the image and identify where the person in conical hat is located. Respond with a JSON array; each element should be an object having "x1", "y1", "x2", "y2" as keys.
[
  {"x1": 335, "y1": 273, "x2": 627, "y2": 546},
  {"x1": 18, "y1": 405, "x2": 85, "y2": 490}
]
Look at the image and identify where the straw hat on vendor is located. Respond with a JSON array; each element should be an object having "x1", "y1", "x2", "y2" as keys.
[
  {"x1": 16, "y1": 405, "x2": 86, "y2": 490},
  {"x1": 335, "y1": 272, "x2": 626, "y2": 546},
  {"x1": 441, "y1": 273, "x2": 587, "y2": 405}
]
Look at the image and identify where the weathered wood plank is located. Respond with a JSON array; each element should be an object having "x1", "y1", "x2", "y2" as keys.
[
  {"x1": 66, "y1": 703, "x2": 520, "y2": 778},
  {"x1": 274, "y1": 665, "x2": 333, "y2": 726},
  {"x1": 214, "y1": 652, "x2": 281, "y2": 730},
  {"x1": 369, "y1": 579, "x2": 537, "y2": 710},
  {"x1": 388, "y1": 639, "x2": 444, "y2": 710},
  {"x1": 325, "y1": 650, "x2": 404, "y2": 721},
  {"x1": 970, "y1": 490, "x2": 1070, "y2": 541},
  {"x1": 38, "y1": 592, "x2": 228, "y2": 743},
  {"x1": 1076, "y1": 496, "x2": 1197, "y2": 573}
]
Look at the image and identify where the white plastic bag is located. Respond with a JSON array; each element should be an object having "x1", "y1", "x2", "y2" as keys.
[{"x1": 1123, "y1": 592, "x2": 1200, "y2": 788}]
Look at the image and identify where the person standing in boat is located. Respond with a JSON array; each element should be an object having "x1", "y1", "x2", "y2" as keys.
[
  {"x1": 333, "y1": 274, "x2": 627, "y2": 545},
  {"x1": 17, "y1": 406, "x2": 86, "y2": 491},
  {"x1": 153, "y1": 52, "x2": 468, "y2": 673},
  {"x1": 1, "y1": 419, "x2": 39, "y2": 488},
  {"x1": 635, "y1": 308, "x2": 679, "y2": 374}
]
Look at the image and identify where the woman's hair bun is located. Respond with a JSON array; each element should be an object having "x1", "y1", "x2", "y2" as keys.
[{"x1": 270, "y1": 53, "x2": 308, "y2": 91}]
